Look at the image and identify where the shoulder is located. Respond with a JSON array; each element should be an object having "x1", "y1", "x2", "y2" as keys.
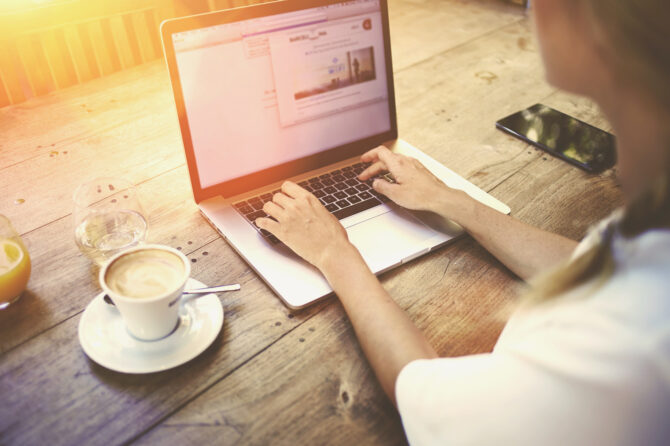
[{"x1": 395, "y1": 229, "x2": 670, "y2": 446}]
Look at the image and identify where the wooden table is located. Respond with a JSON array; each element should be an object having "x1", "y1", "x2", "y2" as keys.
[{"x1": 0, "y1": 1, "x2": 621, "y2": 444}]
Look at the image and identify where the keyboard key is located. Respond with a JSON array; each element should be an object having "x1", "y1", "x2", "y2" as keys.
[
  {"x1": 272, "y1": 189, "x2": 281, "y2": 195},
  {"x1": 309, "y1": 177, "x2": 321, "y2": 183},
  {"x1": 260, "y1": 193, "x2": 272, "y2": 200},
  {"x1": 356, "y1": 184, "x2": 370, "y2": 191},
  {"x1": 345, "y1": 179, "x2": 358, "y2": 186},
  {"x1": 240, "y1": 205, "x2": 254, "y2": 215},
  {"x1": 343, "y1": 171, "x2": 356, "y2": 179},
  {"x1": 325, "y1": 203, "x2": 338, "y2": 212},
  {"x1": 234, "y1": 201, "x2": 247, "y2": 209},
  {"x1": 314, "y1": 190, "x2": 326, "y2": 198},
  {"x1": 319, "y1": 198, "x2": 327, "y2": 205},
  {"x1": 311, "y1": 181, "x2": 324, "y2": 190},
  {"x1": 248, "y1": 210, "x2": 266, "y2": 221},
  {"x1": 319, "y1": 173, "x2": 331, "y2": 179},
  {"x1": 335, "y1": 182, "x2": 347, "y2": 190},
  {"x1": 332, "y1": 174, "x2": 345, "y2": 182},
  {"x1": 359, "y1": 191, "x2": 372, "y2": 200},
  {"x1": 342, "y1": 166, "x2": 353, "y2": 171},
  {"x1": 334, "y1": 191, "x2": 347, "y2": 199},
  {"x1": 353, "y1": 162, "x2": 363, "y2": 169},
  {"x1": 303, "y1": 185, "x2": 313, "y2": 192},
  {"x1": 330, "y1": 169, "x2": 341, "y2": 175},
  {"x1": 344, "y1": 187, "x2": 358, "y2": 196},
  {"x1": 322, "y1": 178, "x2": 334, "y2": 186},
  {"x1": 371, "y1": 190, "x2": 390, "y2": 203},
  {"x1": 332, "y1": 197, "x2": 382, "y2": 220},
  {"x1": 251, "y1": 201, "x2": 265, "y2": 211},
  {"x1": 336, "y1": 199, "x2": 350, "y2": 208},
  {"x1": 324, "y1": 186, "x2": 337, "y2": 194},
  {"x1": 323, "y1": 195, "x2": 336, "y2": 204},
  {"x1": 348, "y1": 195, "x2": 361, "y2": 204},
  {"x1": 299, "y1": 181, "x2": 309, "y2": 187}
]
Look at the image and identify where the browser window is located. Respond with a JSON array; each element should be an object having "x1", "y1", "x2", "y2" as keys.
[{"x1": 172, "y1": 0, "x2": 391, "y2": 189}]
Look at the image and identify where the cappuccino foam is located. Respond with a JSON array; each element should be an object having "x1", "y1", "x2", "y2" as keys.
[{"x1": 105, "y1": 249, "x2": 185, "y2": 299}]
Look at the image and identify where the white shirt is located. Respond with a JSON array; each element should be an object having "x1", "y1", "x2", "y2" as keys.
[{"x1": 396, "y1": 220, "x2": 670, "y2": 446}]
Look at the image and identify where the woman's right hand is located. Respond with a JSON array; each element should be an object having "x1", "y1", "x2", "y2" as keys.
[{"x1": 358, "y1": 146, "x2": 471, "y2": 219}]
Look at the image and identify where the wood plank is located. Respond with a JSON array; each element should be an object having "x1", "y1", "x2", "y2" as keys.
[
  {"x1": 0, "y1": 102, "x2": 184, "y2": 235},
  {"x1": 389, "y1": 0, "x2": 526, "y2": 72},
  {"x1": 0, "y1": 0, "x2": 171, "y2": 38},
  {"x1": 0, "y1": 71, "x2": 9, "y2": 107},
  {"x1": 41, "y1": 28, "x2": 78, "y2": 89},
  {"x1": 64, "y1": 24, "x2": 98, "y2": 83},
  {"x1": 122, "y1": 12, "x2": 143, "y2": 66},
  {"x1": 132, "y1": 10, "x2": 158, "y2": 62},
  {"x1": 0, "y1": 42, "x2": 26, "y2": 105},
  {"x1": 15, "y1": 33, "x2": 53, "y2": 97},
  {"x1": 143, "y1": 9, "x2": 163, "y2": 61},
  {"x1": 86, "y1": 19, "x2": 117, "y2": 76},
  {"x1": 0, "y1": 166, "x2": 216, "y2": 354},
  {"x1": 136, "y1": 302, "x2": 408, "y2": 446},
  {"x1": 0, "y1": 62, "x2": 168, "y2": 168},
  {"x1": 109, "y1": 14, "x2": 135, "y2": 70},
  {"x1": 99, "y1": 17, "x2": 123, "y2": 73},
  {"x1": 0, "y1": 236, "x2": 328, "y2": 446},
  {"x1": 0, "y1": 1, "x2": 625, "y2": 444}
]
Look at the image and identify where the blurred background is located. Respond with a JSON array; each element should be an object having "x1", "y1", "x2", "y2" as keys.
[
  {"x1": 0, "y1": 0, "x2": 527, "y2": 108},
  {"x1": 0, "y1": 0, "x2": 270, "y2": 107}
]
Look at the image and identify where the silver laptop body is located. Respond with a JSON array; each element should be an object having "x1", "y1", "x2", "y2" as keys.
[{"x1": 161, "y1": 0, "x2": 510, "y2": 309}]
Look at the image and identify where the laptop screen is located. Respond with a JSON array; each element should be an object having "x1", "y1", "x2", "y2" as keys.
[{"x1": 167, "y1": 0, "x2": 394, "y2": 197}]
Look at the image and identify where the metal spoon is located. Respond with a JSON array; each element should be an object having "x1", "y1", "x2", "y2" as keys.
[{"x1": 103, "y1": 284, "x2": 240, "y2": 306}]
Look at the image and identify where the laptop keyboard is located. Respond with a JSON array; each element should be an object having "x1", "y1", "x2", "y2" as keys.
[{"x1": 233, "y1": 161, "x2": 390, "y2": 244}]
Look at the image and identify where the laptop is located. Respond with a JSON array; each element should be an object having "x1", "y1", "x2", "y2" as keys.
[{"x1": 161, "y1": 0, "x2": 510, "y2": 309}]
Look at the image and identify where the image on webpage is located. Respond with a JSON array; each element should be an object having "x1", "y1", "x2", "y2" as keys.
[
  {"x1": 270, "y1": 12, "x2": 387, "y2": 127},
  {"x1": 294, "y1": 45, "x2": 376, "y2": 100}
]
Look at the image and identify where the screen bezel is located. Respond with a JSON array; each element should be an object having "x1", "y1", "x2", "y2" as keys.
[
  {"x1": 495, "y1": 103, "x2": 616, "y2": 173},
  {"x1": 161, "y1": 0, "x2": 397, "y2": 203}
]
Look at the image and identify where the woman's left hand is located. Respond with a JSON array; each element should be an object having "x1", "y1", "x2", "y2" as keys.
[{"x1": 255, "y1": 181, "x2": 355, "y2": 270}]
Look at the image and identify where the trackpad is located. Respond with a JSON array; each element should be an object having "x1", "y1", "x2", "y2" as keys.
[{"x1": 346, "y1": 210, "x2": 437, "y2": 272}]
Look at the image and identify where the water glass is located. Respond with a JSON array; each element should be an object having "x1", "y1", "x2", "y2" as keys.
[{"x1": 73, "y1": 177, "x2": 148, "y2": 266}]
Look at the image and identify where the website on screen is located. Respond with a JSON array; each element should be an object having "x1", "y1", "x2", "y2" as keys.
[{"x1": 173, "y1": 0, "x2": 391, "y2": 189}]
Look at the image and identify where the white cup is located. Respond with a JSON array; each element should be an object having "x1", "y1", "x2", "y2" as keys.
[{"x1": 100, "y1": 244, "x2": 191, "y2": 341}]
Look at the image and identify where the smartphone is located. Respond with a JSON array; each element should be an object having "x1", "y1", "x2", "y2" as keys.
[{"x1": 496, "y1": 103, "x2": 616, "y2": 173}]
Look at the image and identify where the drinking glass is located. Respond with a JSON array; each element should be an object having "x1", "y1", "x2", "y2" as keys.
[
  {"x1": 73, "y1": 177, "x2": 148, "y2": 266},
  {"x1": 0, "y1": 214, "x2": 31, "y2": 309}
]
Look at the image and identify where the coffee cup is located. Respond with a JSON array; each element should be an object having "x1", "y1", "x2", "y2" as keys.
[{"x1": 100, "y1": 244, "x2": 191, "y2": 341}]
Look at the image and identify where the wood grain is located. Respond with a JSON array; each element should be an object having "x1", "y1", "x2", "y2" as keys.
[
  {"x1": 0, "y1": 0, "x2": 170, "y2": 106},
  {"x1": 0, "y1": 0, "x2": 623, "y2": 444}
]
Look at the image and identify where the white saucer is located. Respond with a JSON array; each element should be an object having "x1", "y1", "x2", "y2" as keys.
[{"x1": 78, "y1": 278, "x2": 224, "y2": 374}]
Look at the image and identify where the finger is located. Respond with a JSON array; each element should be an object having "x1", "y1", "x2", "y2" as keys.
[
  {"x1": 281, "y1": 180, "x2": 309, "y2": 199},
  {"x1": 255, "y1": 217, "x2": 281, "y2": 234},
  {"x1": 373, "y1": 178, "x2": 400, "y2": 199},
  {"x1": 358, "y1": 160, "x2": 387, "y2": 180},
  {"x1": 273, "y1": 192, "x2": 293, "y2": 209},
  {"x1": 374, "y1": 147, "x2": 403, "y2": 172},
  {"x1": 360, "y1": 145, "x2": 389, "y2": 163},
  {"x1": 263, "y1": 201, "x2": 285, "y2": 220}
]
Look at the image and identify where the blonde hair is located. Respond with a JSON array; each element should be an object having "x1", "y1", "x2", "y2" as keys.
[{"x1": 525, "y1": 0, "x2": 670, "y2": 303}]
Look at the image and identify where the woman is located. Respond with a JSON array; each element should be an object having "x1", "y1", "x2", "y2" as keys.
[{"x1": 257, "y1": 0, "x2": 670, "y2": 444}]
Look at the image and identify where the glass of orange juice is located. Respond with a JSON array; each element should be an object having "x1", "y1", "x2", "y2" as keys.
[{"x1": 0, "y1": 214, "x2": 31, "y2": 309}]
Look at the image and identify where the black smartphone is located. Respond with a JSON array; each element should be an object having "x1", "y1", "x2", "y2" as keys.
[{"x1": 496, "y1": 103, "x2": 616, "y2": 173}]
